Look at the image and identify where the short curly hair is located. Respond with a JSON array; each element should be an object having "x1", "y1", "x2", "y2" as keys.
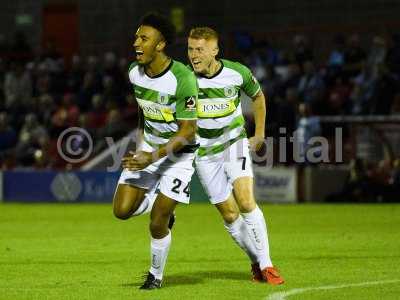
[{"x1": 140, "y1": 12, "x2": 176, "y2": 45}]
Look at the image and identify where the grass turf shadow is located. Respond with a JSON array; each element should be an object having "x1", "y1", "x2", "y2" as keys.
[{"x1": 124, "y1": 270, "x2": 250, "y2": 289}]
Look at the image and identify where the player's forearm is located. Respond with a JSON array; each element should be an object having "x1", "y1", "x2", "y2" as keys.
[
  {"x1": 252, "y1": 91, "x2": 266, "y2": 137},
  {"x1": 152, "y1": 120, "x2": 197, "y2": 160},
  {"x1": 136, "y1": 109, "x2": 144, "y2": 148}
]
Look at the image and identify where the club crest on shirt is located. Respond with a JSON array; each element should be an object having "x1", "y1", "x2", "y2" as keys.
[
  {"x1": 185, "y1": 96, "x2": 196, "y2": 111},
  {"x1": 158, "y1": 92, "x2": 169, "y2": 105},
  {"x1": 224, "y1": 86, "x2": 236, "y2": 97}
]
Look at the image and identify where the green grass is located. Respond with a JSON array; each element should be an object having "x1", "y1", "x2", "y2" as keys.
[{"x1": 0, "y1": 203, "x2": 399, "y2": 300}]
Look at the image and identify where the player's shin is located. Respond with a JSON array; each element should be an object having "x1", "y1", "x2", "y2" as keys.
[
  {"x1": 241, "y1": 205, "x2": 273, "y2": 269},
  {"x1": 224, "y1": 215, "x2": 258, "y2": 263}
]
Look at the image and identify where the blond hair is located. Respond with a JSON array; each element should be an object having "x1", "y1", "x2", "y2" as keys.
[{"x1": 189, "y1": 27, "x2": 219, "y2": 41}]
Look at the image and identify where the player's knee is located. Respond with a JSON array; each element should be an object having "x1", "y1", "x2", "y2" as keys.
[
  {"x1": 150, "y1": 217, "x2": 168, "y2": 237},
  {"x1": 113, "y1": 206, "x2": 132, "y2": 220},
  {"x1": 237, "y1": 198, "x2": 256, "y2": 213},
  {"x1": 222, "y1": 210, "x2": 239, "y2": 224},
  {"x1": 113, "y1": 199, "x2": 135, "y2": 220}
]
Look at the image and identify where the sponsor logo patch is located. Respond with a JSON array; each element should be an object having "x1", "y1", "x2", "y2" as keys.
[
  {"x1": 185, "y1": 96, "x2": 197, "y2": 111},
  {"x1": 158, "y1": 92, "x2": 169, "y2": 105},
  {"x1": 224, "y1": 86, "x2": 236, "y2": 97}
]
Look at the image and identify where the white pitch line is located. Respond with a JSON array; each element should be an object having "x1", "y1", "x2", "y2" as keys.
[{"x1": 266, "y1": 279, "x2": 400, "y2": 300}]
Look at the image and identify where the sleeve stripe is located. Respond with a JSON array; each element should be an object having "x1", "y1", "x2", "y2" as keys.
[{"x1": 250, "y1": 86, "x2": 261, "y2": 98}]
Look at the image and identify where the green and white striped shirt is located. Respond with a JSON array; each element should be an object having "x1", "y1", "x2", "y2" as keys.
[
  {"x1": 129, "y1": 60, "x2": 198, "y2": 150},
  {"x1": 193, "y1": 59, "x2": 261, "y2": 157}
]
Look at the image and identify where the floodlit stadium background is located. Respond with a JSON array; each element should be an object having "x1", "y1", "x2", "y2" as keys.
[
  {"x1": 1, "y1": 2, "x2": 400, "y2": 300},
  {"x1": 1, "y1": 0, "x2": 400, "y2": 203}
]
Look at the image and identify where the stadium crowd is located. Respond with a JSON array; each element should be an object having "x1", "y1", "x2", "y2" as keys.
[
  {"x1": 1, "y1": 32, "x2": 400, "y2": 174},
  {"x1": 0, "y1": 33, "x2": 137, "y2": 169},
  {"x1": 241, "y1": 33, "x2": 400, "y2": 137}
]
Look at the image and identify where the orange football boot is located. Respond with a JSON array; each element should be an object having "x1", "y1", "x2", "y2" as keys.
[{"x1": 260, "y1": 267, "x2": 285, "y2": 285}]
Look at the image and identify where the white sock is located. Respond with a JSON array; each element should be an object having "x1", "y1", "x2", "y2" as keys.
[
  {"x1": 242, "y1": 206, "x2": 273, "y2": 269},
  {"x1": 224, "y1": 215, "x2": 258, "y2": 263},
  {"x1": 149, "y1": 231, "x2": 171, "y2": 280}
]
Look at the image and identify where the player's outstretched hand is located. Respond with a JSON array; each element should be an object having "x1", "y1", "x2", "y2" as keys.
[
  {"x1": 249, "y1": 135, "x2": 265, "y2": 152},
  {"x1": 121, "y1": 151, "x2": 153, "y2": 171}
]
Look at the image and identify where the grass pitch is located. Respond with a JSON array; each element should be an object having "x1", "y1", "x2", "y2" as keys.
[{"x1": 0, "y1": 203, "x2": 399, "y2": 300}]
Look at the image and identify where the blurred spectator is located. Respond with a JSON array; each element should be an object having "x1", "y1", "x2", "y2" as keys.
[
  {"x1": 328, "y1": 35, "x2": 345, "y2": 68},
  {"x1": 327, "y1": 77, "x2": 351, "y2": 115},
  {"x1": 36, "y1": 94, "x2": 56, "y2": 127},
  {"x1": 15, "y1": 116, "x2": 49, "y2": 168},
  {"x1": 292, "y1": 35, "x2": 314, "y2": 65},
  {"x1": 103, "y1": 51, "x2": 125, "y2": 92},
  {"x1": 102, "y1": 75, "x2": 122, "y2": 106},
  {"x1": 66, "y1": 55, "x2": 84, "y2": 93},
  {"x1": 279, "y1": 63, "x2": 301, "y2": 96},
  {"x1": 370, "y1": 64, "x2": 399, "y2": 114},
  {"x1": 87, "y1": 94, "x2": 107, "y2": 129},
  {"x1": 262, "y1": 64, "x2": 282, "y2": 100},
  {"x1": 78, "y1": 71, "x2": 101, "y2": 111},
  {"x1": 276, "y1": 88, "x2": 298, "y2": 134},
  {"x1": 34, "y1": 62, "x2": 52, "y2": 96},
  {"x1": 367, "y1": 36, "x2": 387, "y2": 74},
  {"x1": 294, "y1": 103, "x2": 322, "y2": 163},
  {"x1": 275, "y1": 50, "x2": 292, "y2": 80},
  {"x1": 93, "y1": 109, "x2": 129, "y2": 154},
  {"x1": 343, "y1": 34, "x2": 366, "y2": 80},
  {"x1": 247, "y1": 41, "x2": 278, "y2": 82},
  {"x1": 0, "y1": 112, "x2": 17, "y2": 154},
  {"x1": 297, "y1": 60, "x2": 325, "y2": 104},
  {"x1": 33, "y1": 138, "x2": 51, "y2": 170},
  {"x1": 123, "y1": 94, "x2": 139, "y2": 123},
  {"x1": 18, "y1": 113, "x2": 48, "y2": 145},
  {"x1": 351, "y1": 64, "x2": 376, "y2": 114},
  {"x1": 51, "y1": 93, "x2": 80, "y2": 136},
  {"x1": 4, "y1": 61, "x2": 32, "y2": 110}
]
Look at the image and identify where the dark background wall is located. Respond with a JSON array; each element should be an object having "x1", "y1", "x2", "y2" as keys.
[{"x1": 1, "y1": 0, "x2": 400, "y2": 62}]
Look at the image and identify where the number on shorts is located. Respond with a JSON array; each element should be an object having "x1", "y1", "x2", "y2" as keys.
[
  {"x1": 239, "y1": 156, "x2": 246, "y2": 170},
  {"x1": 183, "y1": 183, "x2": 190, "y2": 197},
  {"x1": 171, "y1": 178, "x2": 182, "y2": 194},
  {"x1": 171, "y1": 178, "x2": 190, "y2": 197}
]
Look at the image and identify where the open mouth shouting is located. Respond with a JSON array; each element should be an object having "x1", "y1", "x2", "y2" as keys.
[
  {"x1": 191, "y1": 59, "x2": 201, "y2": 69},
  {"x1": 135, "y1": 50, "x2": 144, "y2": 61}
]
